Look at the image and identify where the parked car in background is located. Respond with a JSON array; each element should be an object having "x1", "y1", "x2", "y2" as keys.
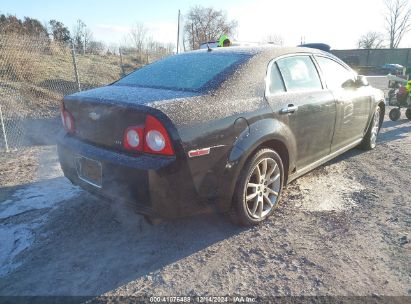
[
  {"x1": 58, "y1": 46, "x2": 385, "y2": 226},
  {"x1": 382, "y1": 63, "x2": 403, "y2": 76}
]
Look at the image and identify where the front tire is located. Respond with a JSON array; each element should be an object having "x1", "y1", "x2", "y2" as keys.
[
  {"x1": 360, "y1": 106, "x2": 381, "y2": 150},
  {"x1": 230, "y1": 148, "x2": 284, "y2": 226},
  {"x1": 405, "y1": 108, "x2": 411, "y2": 120},
  {"x1": 389, "y1": 108, "x2": 401, "y2": 121}
]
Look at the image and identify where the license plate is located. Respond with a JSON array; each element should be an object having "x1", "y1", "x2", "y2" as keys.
[{"x1": 75, "y1": 156, "x2": 102, "y2": 188}]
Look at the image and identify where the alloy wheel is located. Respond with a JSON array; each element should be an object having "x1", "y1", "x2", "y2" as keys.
[
  {"x1": 370, "y1": 107, "x2": 380, "y2": 148},
  {"x1": 244, "y1": 157, "x2": 281, "y2": 219}
]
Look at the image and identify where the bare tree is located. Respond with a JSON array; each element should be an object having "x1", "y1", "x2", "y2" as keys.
[
  {"x1": 165, "y1": 42, "x2": 175, "y2": 54},
  {"x1": 106, "y1": 43, "x2": 119, "y2": 55},
  {"x1": 263, "y1": 34, "x2": 284, "y2": 46},
  {"x1": 142, "y1": 35, "x2": 175, "y2": 63},
  {"x1": 384, "y1": 0, "x2": 411, "y2": 48},
  {"x1": 83, "y1": 26, "x2": 93, "y2": 54},
  {"x1": 87, "y1": 40, "x2": 105, "y2": 55},
  {"x1": 72, "y1": 19, "x2": 93, "y2": 54},
  {"x1": 146, "y1": 35, "x2": 155, "y2": 52},
  {"x1": 72, "y1": 19, "x2": 85, "y2": 52},
  {"x1": 130, "y1": 22, "x2": 148, "y2": 62},
  {"x1": 119, "y1": 35, "x2": 130, "y2": 51},
  {"x1": 357, "y1": 31, "x2": 385, "y2": 49},
  {"x1": 183, "y1": 6, "x2": 237, "y2": 50}
]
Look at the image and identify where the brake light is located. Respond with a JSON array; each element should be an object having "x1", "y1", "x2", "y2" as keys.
[
  {"x1": 122, "y1": 115, "x2": 174, "y2": 156},
  {"x1": 144, "y1": 115, "x2": 174, "y2": 155},
  {"x1": 60, "y1": 102, "x2": 75, "y2": 134}
]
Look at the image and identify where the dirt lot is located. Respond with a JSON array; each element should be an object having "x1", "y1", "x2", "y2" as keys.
[{"x1": 0, "y1": 107, "x2": 409, "y2": 298}]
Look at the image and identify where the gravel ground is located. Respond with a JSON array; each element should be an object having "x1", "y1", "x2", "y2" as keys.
[
  {"x1": 0, "y1": 111, "x2": 409, "y2": 298},
  {"x1": 0, "y1": 76, "x2": 409, "y2": 299}
]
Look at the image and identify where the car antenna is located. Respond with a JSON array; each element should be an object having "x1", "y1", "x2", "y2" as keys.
[{"x1": 207, "y1": 42, "x2": 212, "y2": 52}]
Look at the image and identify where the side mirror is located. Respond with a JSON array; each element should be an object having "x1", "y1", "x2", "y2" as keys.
[
  {"x1": 342, "y1": 75, "x2": 369, "y2": 89},
  {"x1": 342, "y1": 79, "x2": 356, "y2": 89},
  {"x1": 356, "y1": 75, "x2": 369, "y2": 87}
]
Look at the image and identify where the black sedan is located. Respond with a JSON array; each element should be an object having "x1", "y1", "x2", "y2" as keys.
[{"x1": 58, "y1": 46, "x2": 385, "y2": 226}]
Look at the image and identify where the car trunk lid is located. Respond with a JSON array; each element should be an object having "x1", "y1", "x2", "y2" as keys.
[
  {"x1": 62, "y1": 85, "x2": 199, "y2": 151},
  {"x1": 63, "y1": 100, "x2": 147, "y2": 151}
]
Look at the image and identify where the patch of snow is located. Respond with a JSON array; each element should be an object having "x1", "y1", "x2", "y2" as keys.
[
  {"x1": 0, "y1": 177, "x2": 81, "y2": 220},
  {"x1": 294, "y1": 162, "x2": 365, "y2": 212},
  {"x1": 0, "y1": 145, "x2": 82, "y2": 277},
  {"x1": 37, "y1": 145, "x2": 64, "y2": 181},
  {"x1": 0, "y1": 224, "x2": 34, "y2": 276}
]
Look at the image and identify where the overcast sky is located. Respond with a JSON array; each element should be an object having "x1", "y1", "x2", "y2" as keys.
[{"x1": 2, "y1": 0, "x2": 411, "y2": 49}]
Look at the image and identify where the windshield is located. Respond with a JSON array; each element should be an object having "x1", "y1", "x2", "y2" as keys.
[{"x1": 114, "y1": 52, "x2": 249, "y2": 92}]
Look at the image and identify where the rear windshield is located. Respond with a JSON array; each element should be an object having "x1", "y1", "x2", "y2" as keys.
[{"x1": 114, "y1": 52, "x2": 249, "y2": 92}]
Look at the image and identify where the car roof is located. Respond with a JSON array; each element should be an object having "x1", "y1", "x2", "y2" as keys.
[
  {"x1": 186, "y1": 45, "x2": 330, "y2": 57},
  {"x1": 183, "y1": 45, "x2": 349, "y2": 71}
]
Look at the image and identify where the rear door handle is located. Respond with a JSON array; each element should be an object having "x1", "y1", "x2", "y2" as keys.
[{"x1": 280, "y1": 104, "x2": 299, "y2": 114}]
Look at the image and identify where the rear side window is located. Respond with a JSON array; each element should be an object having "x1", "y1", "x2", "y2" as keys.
[
  {"x1": 315, "y1": 56, "x2": 356, "y2": 89},
  {"x1": 267, "y1": 62, "x2": 286, "y2": 95},
  {"x1": 276, "y1": 56, "x2": 322, "y2": 92}
]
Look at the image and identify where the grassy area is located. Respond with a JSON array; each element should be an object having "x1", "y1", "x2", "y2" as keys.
[{"x1": 0, "y1": 34, "x2": 140, "y2": 118}]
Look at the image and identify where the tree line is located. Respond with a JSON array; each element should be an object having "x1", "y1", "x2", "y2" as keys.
[
  {"x1": 0, "y1": 14, "x2": 177, "y2": 61},
  {"x1": 0, "y1": 14, "x2": 105, "y2": 54},
  {"x1": 358, "y1": 0, "x2": 411, "y2": 49}
]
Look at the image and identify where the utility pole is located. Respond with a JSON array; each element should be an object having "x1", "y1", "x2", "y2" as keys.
[
  {"x1": 71, "y1": 41, "x2": 81, "y2": 92},
  {"x1": 192, "y1": 23, "x2": 195, "y2": 50},
  {"x1": 176, "y1": 9, "x2": 180, "y2": 54},
  {"x1": 0, "y1": 105, "x2": 9, "y2": 152}
]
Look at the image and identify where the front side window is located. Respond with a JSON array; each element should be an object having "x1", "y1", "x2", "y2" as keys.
[
  {"x1": 276, "y1": 56, "x2": 322, "y2": 92},
  {"x1": 315, "y1": 56, "x2": 356, "y2": 89},
  {"x1": 114, "y1": 52, "x2": 249, "y2": 92}
]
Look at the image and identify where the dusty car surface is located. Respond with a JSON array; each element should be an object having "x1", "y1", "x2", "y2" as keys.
[{"x1": 57, "y1": 46, "x2": 385, "y2": 226}]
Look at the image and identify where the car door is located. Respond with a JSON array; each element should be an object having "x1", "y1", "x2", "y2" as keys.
[
  {"x1": 314, "y1": 55, "x2": 372, "y2": 152},
  {"x1": 265, "y1": 54, "x2": 336, "y2": 169}
]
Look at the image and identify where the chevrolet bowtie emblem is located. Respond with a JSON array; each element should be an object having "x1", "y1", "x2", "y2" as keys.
[{"x1": 89, "y1": 112, "x2": 100, "y2": 120}]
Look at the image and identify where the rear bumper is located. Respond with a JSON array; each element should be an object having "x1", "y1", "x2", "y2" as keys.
[{"x1": 57, "y1": 133, "x2": 205, "y2": 219}]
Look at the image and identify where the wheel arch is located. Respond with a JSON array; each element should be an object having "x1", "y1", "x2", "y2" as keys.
[
  {"x1": 227, "y1": 118, "x2": 296, "y2": 183},
  {"x1": 218, "y1": 118, "x2": 295, "y2": 213},
  {"x1": 256, "y1": 139, "x2": 290, "y2": 184}
]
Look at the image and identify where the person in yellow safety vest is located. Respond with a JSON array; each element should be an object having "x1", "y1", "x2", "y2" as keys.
[
  {"x1": 218, "y1": 35, "x2": 231, "y2": 47},
  {"x1": 406, "y1": 80, "x2": 411, "y2": 106}
]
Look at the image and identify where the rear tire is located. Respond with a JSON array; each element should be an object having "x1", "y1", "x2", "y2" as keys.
[
  {"x1": 230, "y1": 148, "x2": 284, "y2": 227},
  {"x1": 360, "y1": 106, "x2": 381, "y2": 150},
  {"x1": 405, "y1": 109, "x2": 411, "y2": 120},
  {"x1": 389, "y1": 108, "x2": 401, "y2": 121}
]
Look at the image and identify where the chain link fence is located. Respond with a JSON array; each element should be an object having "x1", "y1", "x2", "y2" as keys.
[{"x1": 0, "y1": 34, "x2": 141, "y2": 152}]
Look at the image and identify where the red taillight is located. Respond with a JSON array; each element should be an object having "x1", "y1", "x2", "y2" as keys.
[
  {"x1": 144, "y1": 115, "x2": 174, "y2": 155},
  {"x1": 123, "y1": 126, "x2": 144, "y2": 151},
  {"x1": 122, "y1": 115, "x2": 174, "y2": 156},
  {"x1": 60, "y1": 102, "x2": 75, "y2": 134}
]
